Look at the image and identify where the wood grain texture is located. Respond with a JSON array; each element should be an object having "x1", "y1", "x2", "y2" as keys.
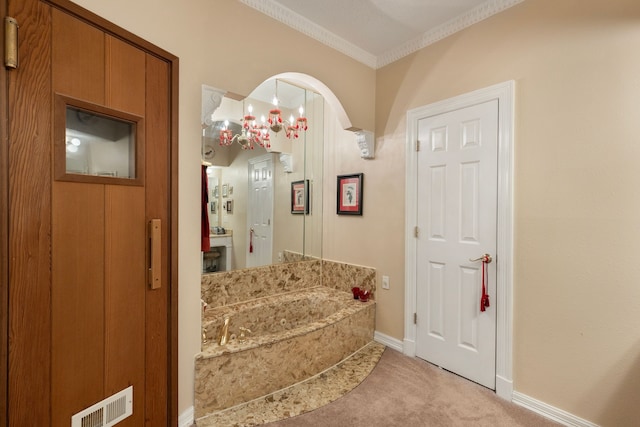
[
  {"x1": 50, "y1": 10, "x2": 110, "y2": 425},
  {"x1": 105, "y1": 35, "x2": 145, "y2": 116},
  {"x1": 145, "y1": 54, "x2": 171, "y2": 425},
  {"x1": 103, "y1": 34, "x2": 148, "y2": 427},
  {"x1": 52, "y1": 7, "x2": 104, "y2": 104},
  {"x1": 6, "y1": 1, "x2": 180, "y2": 425},
  {"x1": 51, "y1": 182, "x2": 106, "y2": 426},
  {"x1": 104, "y1": 185, "x2": 145, "y2": 427},
  {"x1": 104, "y1": 35, "x2": 146, "y2": 186},
  {"x1": 7, "y1": 0, "x2": 53, "y2": 425},
  {"x1": 169, "y1": 55, "x2": 179, "y2": 427},
  {"x1": 0, "y1": 0, "x2": 8, "y2": 423}
]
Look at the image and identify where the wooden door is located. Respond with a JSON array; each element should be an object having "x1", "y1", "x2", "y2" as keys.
[
  {"x1": 4, "y1": 0, "x2": 178, "y2": 425},
  {"x1": 0, "y1": 0, "x2": 8, "y2": 425},
  {"x1": 415, "y1": 100, "x2": 498, "y2": 389}
]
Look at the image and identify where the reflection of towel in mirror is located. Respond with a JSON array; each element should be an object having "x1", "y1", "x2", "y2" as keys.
[{"x1": 201, "y1": 165, "x2": 210, "y2": 252}]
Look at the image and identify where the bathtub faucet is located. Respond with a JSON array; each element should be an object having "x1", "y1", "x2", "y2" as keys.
[
  {"x1": 238, "y1": 326, "x2": 252, "y2": 343},
  {"x1": 218, "y1": 316, "x2": 231, "y2": 345}
]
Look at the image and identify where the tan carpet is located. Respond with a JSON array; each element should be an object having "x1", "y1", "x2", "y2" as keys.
[{"x1": 265, "y1": 348, "x2": 560, "y2": 427}]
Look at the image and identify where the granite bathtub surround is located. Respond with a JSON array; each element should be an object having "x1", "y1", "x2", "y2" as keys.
[
  {"x1": 201, "y1": 260, "x2": 321, "y2": 309},
  {"x1": 195, "y1": 341, "x2": 386, "y2": 427},
  {"x1": 196, "y1": 259, "x2": 378, "y2": 424},
  {"x1": 201, "y1": 259, "x2": 376, "y2": 310},
  {"x1": 194, "y1": 286, "x2": 375, "y2": 418},
  {"x1": 201, "y1": 287, "x2": 349, "y2": 344},
  {"x1": 322, "y1": 259, "x2": 376, "y2": 297}
]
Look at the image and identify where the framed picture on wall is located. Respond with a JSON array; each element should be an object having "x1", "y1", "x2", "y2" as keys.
[
  {"x1": 337, "y1": 173, "x2": 363, "y2": 215},
  {"x1": 291, "y1": 180, "x2": 309, "y2": 214}
]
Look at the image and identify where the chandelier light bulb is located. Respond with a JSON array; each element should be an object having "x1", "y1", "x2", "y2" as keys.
[
  {"x1": 298, "y1": 106, "x2": 304, "y2": 116},
  {"x1": 272, "y1": 96, "x2": 278, "y2": 106},
  {"x1": 247, "y1": 104, "x2": 253, "y2": 114}
]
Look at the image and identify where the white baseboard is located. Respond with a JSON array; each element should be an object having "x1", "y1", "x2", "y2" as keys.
[
  {"x1": 178, "y1": 406, "x2": 194, "y2": 427},
  {"x1": 403, "y1": 338, "x2": 416, "y2": 357},
  {"x1": 495, "y1": 375, "x2": 513, "y2": 401},
  {"x1": 374, "y1": 331, "x2": 403, "y2": 352},
  {"x1": 512, "y1": 391, "x2": 598, "y2": 427},
  {"x1": 374, "y1": 335, "x2": 592, "y2": 426}
]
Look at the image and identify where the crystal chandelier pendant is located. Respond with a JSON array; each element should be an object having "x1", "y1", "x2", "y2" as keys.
[{"x1": 217, "y1": 79, "x2": 309, "y2": 148}]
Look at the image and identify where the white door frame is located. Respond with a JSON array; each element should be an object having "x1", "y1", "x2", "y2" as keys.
[{"x1": 404, "y1": 81, "x2": 515, "y2": 399}]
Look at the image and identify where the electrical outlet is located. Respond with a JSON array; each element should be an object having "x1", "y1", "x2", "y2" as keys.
[{"x1": 382, "y1": 275, "x2": 390, "y2": 290}]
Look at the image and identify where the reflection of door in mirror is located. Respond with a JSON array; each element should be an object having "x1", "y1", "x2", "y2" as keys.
[
  {"x1": 201, "y1": 79, "x2": 322, "y2": 273},
  {"x1": 207, "y1": 168, "x2": 219, "y2": 229},
  {"x1": 247, "y1": 154, "x2": 274, "y2": 267}
]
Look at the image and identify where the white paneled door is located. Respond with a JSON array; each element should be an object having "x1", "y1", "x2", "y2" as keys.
[
  {"x1": 247, "y1": 155, "x2": 274, "y2": 268},
  {"x1": 415, "y1": 100, "x2": 498, "y2": 389}
]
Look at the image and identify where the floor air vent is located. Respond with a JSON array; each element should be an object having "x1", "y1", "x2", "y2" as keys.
[{"x1": 71, "y1": 386, "x2": 133, "y2": 427}]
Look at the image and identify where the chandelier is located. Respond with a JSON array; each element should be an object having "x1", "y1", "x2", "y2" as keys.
[{"x1": 219, "y1": 81, "x2": 309, "y2": 150}]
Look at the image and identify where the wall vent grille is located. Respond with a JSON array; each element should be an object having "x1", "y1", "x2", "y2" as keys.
[{"x1": 71, "y1": 386, "x2": 133, "y2": 427}]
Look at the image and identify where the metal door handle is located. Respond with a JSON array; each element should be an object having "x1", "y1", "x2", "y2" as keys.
[
  {"x1": 470, "y1": 253, "x2": 492, "y2": 264},
  {"x1": 148, "y1": 219, "x2": 162, "y2": 289}
]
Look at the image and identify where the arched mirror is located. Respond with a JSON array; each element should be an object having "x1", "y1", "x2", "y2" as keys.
[{"x1": 201, "y1": 79, "x2": 323, "y2": 273}]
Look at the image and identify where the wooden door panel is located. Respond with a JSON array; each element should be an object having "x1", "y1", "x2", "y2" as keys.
[
  {"x1": 7, "y1": 0, "x2": 52, "y2": 425},
  {"x1": 52, "y1": 8, "x2": 104, "y2": 104},
  {"x1": 0, "y1": 0, "x2": 7, "y2": 423},
  {"x1": 51, "y1": 182, "x2": 105, "y2": 426},
  {"x1": 6, "y1": 1, "x2": 177, "y2": 425},
  {"x1": 104, "y1": 185, "x2": 145, "y2": 426},
  {"x1": 106, "y1": 35, "x2": 146, "y2": 116},
  {"x1": 105, "y1": 35, "x2": 146, "y2": 185},
  {"x1": 144, "y1": 54, "x2": 171, "y2": 425}
]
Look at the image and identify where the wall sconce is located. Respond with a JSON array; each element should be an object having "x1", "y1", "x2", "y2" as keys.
[
  {"x1": 356, "y1": 130, "x2": 375, "y2": 159},
  {"x1": 279, "y1": 153, "x2": 293, "y2": 173}
]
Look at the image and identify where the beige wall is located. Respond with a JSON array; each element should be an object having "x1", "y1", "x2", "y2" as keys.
[
  {"x1": 375, "y1": 0, "x2": 640, "y2": 425},
  {"x1": 70, "y1": 0, "x2": 640, "y2": 424},
  {"x1": 71, "y1": 0, "x2": 375, "y2": 417}
]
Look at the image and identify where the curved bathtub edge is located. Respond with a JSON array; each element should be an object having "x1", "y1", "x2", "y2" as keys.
[
  {"x1": 195, "y1": 341, "x2": 386, "y2": 426},
  {"x1": 194, "y1": 293, "x2": 376, "y2": 416}
]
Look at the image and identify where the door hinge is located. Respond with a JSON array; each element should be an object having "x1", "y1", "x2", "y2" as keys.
[
  {"x1": 4, "y1": 17, "x2": 18, "y2": 69},
  {"x1": 414, "y1": 313, "x2": 417, "y2": 324},
  {"x1": 416, "y1": 140, "x2": 420, "y2": 152},
  {"x1": 414, "y1": 226, "x2": 419, "y2": 238}
]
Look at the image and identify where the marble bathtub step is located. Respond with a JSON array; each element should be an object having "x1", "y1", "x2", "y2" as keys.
[{"x1": 195, "y1": 341, "x2": 386, "y2": 427}]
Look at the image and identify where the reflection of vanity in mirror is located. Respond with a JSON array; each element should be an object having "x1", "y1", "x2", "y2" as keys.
[{"x1": 201, "y1": 79, "x2": 324, "y2": 274}]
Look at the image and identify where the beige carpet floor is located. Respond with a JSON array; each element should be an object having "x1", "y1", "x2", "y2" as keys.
[{"x1": 264, "y1": 348, "x2": 560, "y2": 427}]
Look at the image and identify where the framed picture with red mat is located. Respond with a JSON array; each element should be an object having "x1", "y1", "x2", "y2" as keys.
[{"x1": 337, "y1": 173, "x2": 363, "y2": 215}]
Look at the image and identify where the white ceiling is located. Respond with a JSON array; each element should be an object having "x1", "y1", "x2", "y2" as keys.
[{"x1": 240, "y1": 0, "x2": 525, "y2": 69}]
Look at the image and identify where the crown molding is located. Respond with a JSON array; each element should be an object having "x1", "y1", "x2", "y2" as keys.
[
  {"x1": 377, "y1": 0, "x2": 526, "y2": 68},
  {"x1": 239, "y1": 0, "x2": 378, "y2": 68},
  {"x1": 241, "y1": 0, "x2": 525, "y2": 70}
]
